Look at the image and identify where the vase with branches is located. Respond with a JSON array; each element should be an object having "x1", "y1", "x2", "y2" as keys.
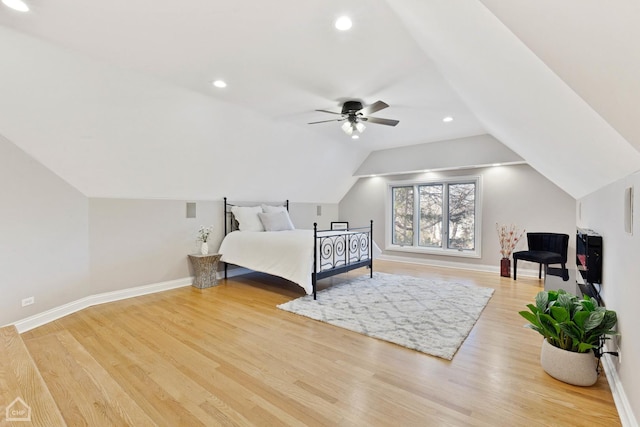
[
  {"x1": 197, "y1": 225, "x2": 213, "y2": 255},
  {"x1": 496, "y1": 223, "x2": 525, "y2": 277}
]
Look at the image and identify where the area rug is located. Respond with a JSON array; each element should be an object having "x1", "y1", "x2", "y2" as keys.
[{"x1": 277, "y1": 272, "x2": 494, "y2": 360}]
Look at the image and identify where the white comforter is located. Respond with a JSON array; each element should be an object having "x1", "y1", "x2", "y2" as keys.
[{"x1": 219, "y1": 229, "x2": 379, "y2": 295}]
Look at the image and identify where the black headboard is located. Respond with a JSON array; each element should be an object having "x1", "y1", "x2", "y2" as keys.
[{"x1": 223, "y1": 197, "x2": 289, "y2": 236}]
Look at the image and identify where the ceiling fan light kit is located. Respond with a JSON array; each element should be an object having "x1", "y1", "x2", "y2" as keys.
[
  {"x1": 309, "y1": 100, "x2": 399, "y2": 137},
  {"x1": 341, "y1": 121, "x2": 354, "y2": 135},
  {"x1": 341, "y1": 120, "x2": 366, "y2": 136}
]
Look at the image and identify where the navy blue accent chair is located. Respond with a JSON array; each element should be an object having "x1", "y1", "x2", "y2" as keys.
[{"x1": 513, "y1": 233, "x2": 569, "y2": 281}]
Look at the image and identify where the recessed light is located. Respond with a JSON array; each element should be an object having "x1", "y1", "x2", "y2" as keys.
[
  {"x1": 212, "y1": 80, "x2": 227, "y2": 88},
  {"x1": 443, "y1": 116, "x2": 453, "y2": 123},
  {"x1": 351, "y1": 134, "x2": 359, "y2": 140},
  {"x1": 2, "y1": 0, "x2": 29, "y2": 12},
  {"x1": 335, "y1": 16, "x2": 352, "y2": 31}
]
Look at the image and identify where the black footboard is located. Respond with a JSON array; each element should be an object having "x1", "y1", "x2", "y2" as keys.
[{"x1": 312, "y1": 220, "x2": 374, "y2": 299}]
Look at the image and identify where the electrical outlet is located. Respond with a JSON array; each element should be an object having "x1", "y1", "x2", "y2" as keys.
[{"x1": 21, "y1": 296, "x2": 34, "y2": 307}]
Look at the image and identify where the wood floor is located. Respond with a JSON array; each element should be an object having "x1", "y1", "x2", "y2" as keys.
[
  {"x1": 0, "y1": 326, "x2": 66, "y2": 426},
  {"x1": 18, "y1": 260, "x2": 620, "y2": 426}
]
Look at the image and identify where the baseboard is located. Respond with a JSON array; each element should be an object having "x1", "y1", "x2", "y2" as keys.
[
  {"x1": 602, "y1": 351, "x2": 639, "y2": 427},
  {"x1": 377, "y1": 254, "x2": 540, "y2": 278},
  {"x1": 12, "y1": 268, "x2": 258, "y2": 333},
  {"x1": 13, "y1": 277, "x2": 194, "y2": 333}
]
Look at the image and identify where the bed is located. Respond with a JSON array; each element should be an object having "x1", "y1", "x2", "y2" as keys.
[{"x1": 220, "y1": 198, "x2": 375, "y2": 299}]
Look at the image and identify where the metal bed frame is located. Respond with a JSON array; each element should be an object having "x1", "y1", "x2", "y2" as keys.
[{"x1": 223, "y1": 197, "x2": 373, "y2": 299}]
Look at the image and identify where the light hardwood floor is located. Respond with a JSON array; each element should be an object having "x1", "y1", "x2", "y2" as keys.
[
  {"x1": 0, "y1": 325, "x2": 66, "y2": 426},
  {"x1": 22, "y1": 260, "x2": 620, "y2": 426}
]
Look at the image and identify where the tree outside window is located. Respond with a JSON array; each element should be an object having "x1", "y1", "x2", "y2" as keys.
[
  {"x1": 419, "y1": 184, "x2": 443, "y2": 247},
  {"x1": 392, "y1": 186, "x2": 413, "y2": 246},
  {"x1": 448, "y1": 183, "x2": 475, "y2": 250},
  {"x1": 391, "y1": 179, "x2": 477, "y2": 253}
]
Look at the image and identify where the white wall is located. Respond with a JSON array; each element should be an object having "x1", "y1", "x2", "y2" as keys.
[
  {"x1": 288, "y1": 203, "x2": 338, "y2": 231},
  {"x1": 340, "y1": 164, "x2": 575, "y2": 271},
  {"x1": 88, "y1": 199, "x2": 338, "y2": 293},
  {"x1": 354, "y1": 134, "x2": 524, "y2": 177},
  {"x1": 0, "y1": 133, "x2": 338, "y2": 325},
  {"x1": 88, "y1": 199, "x2": 217, "y2": 294},
  {"x1": 0, "y1": 135, "x2": 90, "y2": 326},
  {"x1": 579, "y1": 171, "x2": 640, "y2": 424}
]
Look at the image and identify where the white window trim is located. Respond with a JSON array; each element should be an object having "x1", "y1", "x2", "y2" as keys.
[{"x1": 385, "y1": 175, "x2": 482, "y2": 258}]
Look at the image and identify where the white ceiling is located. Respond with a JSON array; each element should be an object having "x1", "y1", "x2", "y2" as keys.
[
  {"x1": 0, "y1": 0, "x2": 638, "y2": 201},
  {"x1": 479, "y1": 0, "x2": 640, "y2": 150}
]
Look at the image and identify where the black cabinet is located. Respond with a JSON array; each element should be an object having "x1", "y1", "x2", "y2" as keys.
[{"x1": 576, "y1": 228, "x2": 602, "y2": 301}]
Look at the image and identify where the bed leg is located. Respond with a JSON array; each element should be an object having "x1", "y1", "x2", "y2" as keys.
[
  {"x1": 312, "y1": 273, "x2": 317, "y2": 300},
  {"x1": 224, "y1": 262, "x2": 228, "y2": 279},
  {"x1": 313, "y1": 222, "x2": 318, "y2": 300},
  {"x1": 369, "y1": 220, "x2": 374, "y2": 279}
]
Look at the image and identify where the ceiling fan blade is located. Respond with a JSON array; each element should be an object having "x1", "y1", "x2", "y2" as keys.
[
  {"x1": 361, "y1": 100, "x2": 389, "y2": 115},
  {"x1": 363, "y1": 116, "x2": 399, "y2": 126},
  {"x1": 315, "y1": 109, "x2": 343, "y2": 115},
  {"x1": 308, "y1": 118, "x2": 345, "y2": 124}
]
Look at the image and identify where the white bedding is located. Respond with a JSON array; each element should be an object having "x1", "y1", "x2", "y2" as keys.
[{"x1": 219, "y1": 229, "x2": 379, "y2": 295}]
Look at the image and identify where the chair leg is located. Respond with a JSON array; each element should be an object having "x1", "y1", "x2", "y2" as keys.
[
  {"x1": 561, "y1": 263, "x2": 569, "y2": 281},
  {"x1": 513, "y1": 259, "x2": 518, "y2": 280},
  {"x1": 538, "y1": 263, "x2": 542, "y2": 279}
]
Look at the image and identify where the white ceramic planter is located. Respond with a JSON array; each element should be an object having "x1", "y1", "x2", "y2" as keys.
[{"x1": 540, "y1": 339, "x2": 598, "y2": 386}]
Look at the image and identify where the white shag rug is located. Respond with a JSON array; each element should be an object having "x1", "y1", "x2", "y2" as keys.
[{"x1": 277, "y1": 272, "x2": 494, "y2": 360}]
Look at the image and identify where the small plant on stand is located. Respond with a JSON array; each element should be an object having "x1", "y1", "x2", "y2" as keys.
[
  {"x1": 496, "y1": 223, "x2": 525, "y2": 277},
  {"x1": 197, "y1": 225, "x2": 213, "y2": 255}
]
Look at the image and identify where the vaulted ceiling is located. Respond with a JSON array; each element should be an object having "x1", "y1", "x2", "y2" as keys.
[{"x1": 0, "y1": 0, "x2": 638, "y2": 202}]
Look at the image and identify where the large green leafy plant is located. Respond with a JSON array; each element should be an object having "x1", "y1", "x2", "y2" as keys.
[{"x1": 519, "y1": 289, "x2": 617, "y2": 354}]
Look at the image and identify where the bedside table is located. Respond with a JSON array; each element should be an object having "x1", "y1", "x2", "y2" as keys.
[{"x1": 188, "y1": 253, "x2": 222, "y2": 289}]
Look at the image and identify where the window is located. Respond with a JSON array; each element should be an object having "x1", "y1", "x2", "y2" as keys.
[{"x1": 389, "y1": 177, "x2": 481, "y2": 257}]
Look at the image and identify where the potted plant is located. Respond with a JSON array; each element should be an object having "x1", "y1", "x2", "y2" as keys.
[{"x1": 519, "y1": 289, "x2": 617, "y2": 386}]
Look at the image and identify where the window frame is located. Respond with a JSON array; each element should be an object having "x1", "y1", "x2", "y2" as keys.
[{"x1": 385, "y1": 175, "x2": 482, "y2": 258}]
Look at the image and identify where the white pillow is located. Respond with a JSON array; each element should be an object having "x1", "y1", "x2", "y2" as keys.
[
  {"x1": 261, "y1": 204, "x2": 287, "y2": 213},
  {"x1": 261, "y1": 204, "x2": 295, "y2": 229},
  {"x1": 258, "y1": 211, "x2": 295, "y2": 232},
  {"x1": 231, "y1": 206, "x2": 264, "y2": 232}
]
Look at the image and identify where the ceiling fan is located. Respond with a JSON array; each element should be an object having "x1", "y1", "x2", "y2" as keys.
[{"x1": 308, "y1": 100, "x2": 399, "y2": 137}]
